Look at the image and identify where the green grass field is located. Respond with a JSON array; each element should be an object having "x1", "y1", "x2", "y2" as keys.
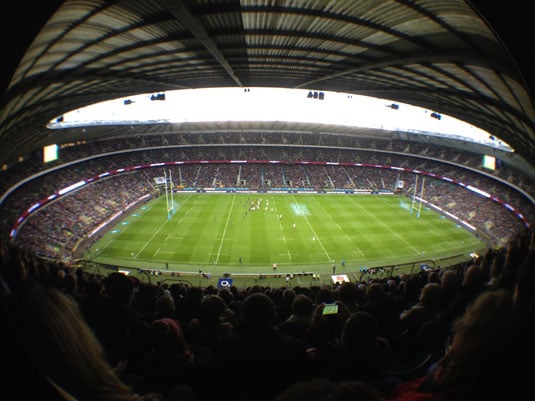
[{"x1": 86, "y1": 193, "x2": 486, "y2": 286}]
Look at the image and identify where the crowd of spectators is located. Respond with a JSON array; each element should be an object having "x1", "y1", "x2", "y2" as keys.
[
  {"x1": 11, "y1": 174, "x2": 151, "y2": 260},
  {"x1": 1, "y1": 227, "x2": 533, "y2": 401},
  {"x1": 3, "y1": 147, "x2": 531, "y2": 259},
  {"x1": 2, "y1": 141, "x2": 531, "y2": 206},
  {"x1": 2, "y1": 131, "x2": 534, "y2": 198}
]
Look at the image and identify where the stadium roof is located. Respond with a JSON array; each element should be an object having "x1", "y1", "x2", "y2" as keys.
[{"x1": 1, "y1": 0, "x2": 534, "y2": 178}]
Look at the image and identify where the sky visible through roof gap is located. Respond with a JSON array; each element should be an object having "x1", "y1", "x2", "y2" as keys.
[{"x1": 48, "y1": 87, "x2": 513, "y2": 152}]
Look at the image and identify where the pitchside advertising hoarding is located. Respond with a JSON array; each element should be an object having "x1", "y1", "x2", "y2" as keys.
[
  {"x1": 331, "y1": 274, "x2": 349, "y2": 284},
  {"x1": 218, "y1": 278, "x2": 233, "y2": 288}
]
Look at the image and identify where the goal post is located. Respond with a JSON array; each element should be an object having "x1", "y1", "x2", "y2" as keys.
[
  {"x1": 164, "y1": 169, "x2": 176, "y2": 220},
  {"x1": 415, "y1": 176, "x2": 425, "y2": 218},
  {"x1": 410, "y1": 174, "x2": 418, "y2": 214},
  {"x1": 410, "y1": 174, "x2": 425, "y2": 218}
]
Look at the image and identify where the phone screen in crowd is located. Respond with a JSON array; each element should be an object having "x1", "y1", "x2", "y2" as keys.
[{"x1": 322, "y1": 303, "x2": 339, "y2": 315}]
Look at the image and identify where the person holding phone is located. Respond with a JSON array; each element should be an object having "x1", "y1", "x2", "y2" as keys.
[{"x1": 303, "y1": 302, "x2": 351, "y2": 378}]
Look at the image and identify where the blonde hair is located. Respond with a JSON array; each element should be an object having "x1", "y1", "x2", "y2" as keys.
[
  {"x1": 13, "y1": 281, "x2": 139, "y2": 401},
  {"x1": 453, "y1": 288, "x2": 514, "y2": 341}
]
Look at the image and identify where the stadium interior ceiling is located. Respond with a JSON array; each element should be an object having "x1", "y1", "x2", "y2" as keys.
[{"x1": 0, "y1": 0, "x2": 534, "y2": 183}]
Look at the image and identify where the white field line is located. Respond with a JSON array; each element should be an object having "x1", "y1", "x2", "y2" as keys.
[
  {"x1": 135, "y1": 194, "x2": 192, "y2": 259},
  {"x1": 291, "y1": 195, "x2": 332, "y2": 262},
  {"x1": 135, "y1": 218, "x2": 171, "y2": 258},
  {"x1": 349, "y1": 197, "x2": 421, "y2": 254},
  {"x1": 376, "y1": 196, "x2": 476, "y2": 249},
  {"x1": 215, "y1": 194, "x2": 237, "y2": 264},
  {"x1": 352, "y1": 247, "x2": 365, "y2": 256},
  {"x1": 96, "y1": 205, "x2": 146, "y2": 256}
]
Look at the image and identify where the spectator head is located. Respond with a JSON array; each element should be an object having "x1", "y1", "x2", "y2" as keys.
[
  {"x1": 418, "y1": 282, "x2": 442, "y2": 307},
  {"x1": 427, "y1": 271, "x2": 440, "y2": 284},
  {"x1": 240, "y1": 292, "x2": 276, "y2": 330},
  {"x1": 337, "y1": 281, "x2": 359, "y2": 304},
  {"x1": 152, "y1": 318, "x2": 183, "y2": 342},
  {"x1": 291, "y1": 294, "x2": 314, "y2": 317},
  {"x1": 103, "y1": 272, "x2": 134, "y2": 304},
  {"x1": 433, "y1": 288, "x2": 515, "y2": 391},
  {"x1": 218, "y1": 288, "x2": 233, "y2": 304},
  {"x1": 150, "y1": 317, "x2": 191, "y2": 361},
  {"x1": 440, "y1": 269, "x2": 458, "y2": 292},
  {"x1": 198, "y1": 294, "x2": 227, "y2": 324},
  {"x1": 386, "y1": 279, "x2": 398, "y2": 292},
  {"x1": 281, "y1": 288, "x2": 296, "y2": 304},
  {"x1": 314, "y1": 287, "x2": 335, "y2": 305},
  {"x1": 366, "y1": 283, "x2": 385, "y2": 303},
  {"x1": 341, "y1": 311, "x2": 380, "y2": 351},
  {"x1": 84, "y1": 277, "x2": 103, "y2": 299},
  {"x1": 155, "y1": 293, "x2": 175, "y2": 318},
  {"x1": 462, "y1": 264, "x2": 483, "y2": 287}
]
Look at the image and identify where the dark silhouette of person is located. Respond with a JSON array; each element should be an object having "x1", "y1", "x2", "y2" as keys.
[{"x1": 213, "y1": 292, "x2": 308, "y2": 401}]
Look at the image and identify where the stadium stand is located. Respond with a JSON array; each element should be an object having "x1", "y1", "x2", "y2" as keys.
[{"x1": 1, "y1": 228, "x2": 533, "y2": 401}]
